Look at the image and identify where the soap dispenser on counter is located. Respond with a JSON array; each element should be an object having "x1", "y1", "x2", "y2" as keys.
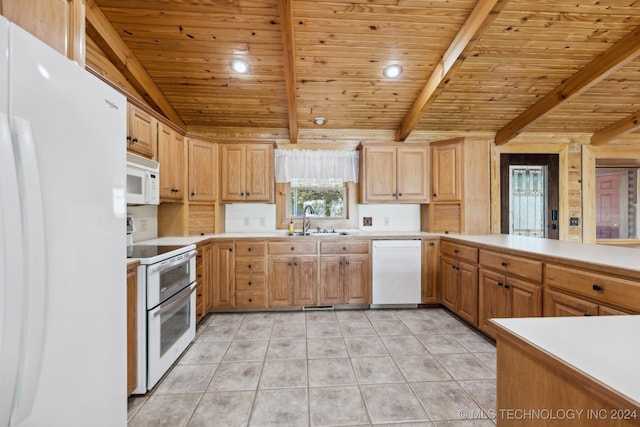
[{"x1": 288, "y1": 219, "x2": 295, "y2": 234}]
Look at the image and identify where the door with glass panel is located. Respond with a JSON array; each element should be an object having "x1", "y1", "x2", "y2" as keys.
[{"x1": 500, "y1": 154, "x2": 559, "y2": 240}]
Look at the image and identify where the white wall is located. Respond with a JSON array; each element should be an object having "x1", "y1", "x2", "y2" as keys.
[
  {"x1": 358, "y1": 204, "x2": 421, "y2": 232},
  {"x1": 225, "y1": 204, "x2": 277, "y2": 232},
  {"x1": 127, "y1": 205, "x2": 158, "y2": 242}
]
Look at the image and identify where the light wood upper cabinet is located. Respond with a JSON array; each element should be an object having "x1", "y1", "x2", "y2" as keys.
[
  {"x1": 158, "y1": 122, "x2": 185, "y2": 200},
  {"x1": 220, "y1": 143, "x2": 274, "y2": 203},
  {"x1": 1, "y1": 0, "x2": 85, "y2": 64},
  {"x1": 188, "y1": 138, "x2": 216, "y2": 202},
  {"x1": 127, "y1": 103, "x2": 157, "y2": 159},
  {"x1": 359, "y1": 145, "x2": 429, "y2": 203},
  {"x1": 431, "y1": 141, "x2": 461, "y2": 201}
]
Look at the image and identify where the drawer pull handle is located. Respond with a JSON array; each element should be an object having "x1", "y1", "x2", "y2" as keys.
[
  {"x1": 501, "y1": 262, "x2": 508, "y2": 267},
  {"x1": 343, "y1": 246, "x2": 347, "y2": 250},
  {"x1": 248, "y1": 281, "x2": 252, "y2": 286},
  {"x1": 248, "y1": 298, "x2": 253, "y2": 302},
  {"x1": 592, "y1": 284, "x2": 603, "y2": 291},
  {"x1": 294, "y1": 262, "x2": 298, "y2": 266},
  {"x1": 453, "y1": 249, "x2": 459, "y2": 253},
  {"x1": 451, "y1": 265, "x2": 456, "y2": 270},
  {"x1": 288, "y1": 262, "x2": 292, "y2": 266},
  {"x1": 248, "y1": 247, "x2": 252, "y2": 252},
  {"x1": 584, "y1": 313, "x2": 592, "y2": 316},
  {"x1": 248, "y1": 264, "x2": 252, "y2": 269},
  {"x1": 498, "y1": 282, "x2": 503, "y2": 287},
  {"x1": 291, "y1": 246, "x2": 295, "y2": 251},
  {"x1": 504, "y1": 284, "x2": 511, "y2": 289}
]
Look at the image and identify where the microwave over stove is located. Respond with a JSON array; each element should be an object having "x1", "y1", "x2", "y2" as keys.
[{"x1": 126, "y1": 152, "x2": 160, "y2": 205}]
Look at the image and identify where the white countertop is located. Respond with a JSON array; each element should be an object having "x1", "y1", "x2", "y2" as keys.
[{"x1": 493, "y1": 316, "x2": 640, "y2": 406}]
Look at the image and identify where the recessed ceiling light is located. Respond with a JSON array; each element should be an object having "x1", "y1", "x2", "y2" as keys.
[
  {"x1": 230, "y1": 58, "x2": 250, "y2": 74},
  {"x1": 383, "y1": 64, "x2": 403, "y2": 79},
  {"x1": 314, "y1": 117, "x2": 326, "y2": 125}
]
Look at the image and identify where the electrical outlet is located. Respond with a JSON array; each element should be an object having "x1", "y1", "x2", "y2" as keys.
[
  {"x1": 570, "y1": 217, "x2": 579, "y2": 226},
  {"x1": 139, "y1": 219, "x2": 147, "y2": 232},
  {"x1": 384, "y1": 216, "x2": 390, "y2": 226},
  {"x1": 260, "y1": 217, "x2": 265, "y2": 227},
  {"x1": 363, "y1": 217, "x2": 372, "y2": 226},
  {"x1": 244, "y1": 217, "x2": 250, "y2": 226}
]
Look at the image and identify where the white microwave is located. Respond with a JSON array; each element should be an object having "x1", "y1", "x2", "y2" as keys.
[{"x1": 126, "y1": 152, "x2": 160, "y2": 205}]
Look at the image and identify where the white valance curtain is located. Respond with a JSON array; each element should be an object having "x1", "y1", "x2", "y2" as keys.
[{"x1": 274, "y1": 149, "x2": 359, "y2": 183}]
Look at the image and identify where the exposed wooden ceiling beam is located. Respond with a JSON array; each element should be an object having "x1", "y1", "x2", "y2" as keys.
[
  {"x1": 591, "y1": 112, "x2": 640, "y2": 146},
  {"x1": 496, "y1": 25, "x2": 640, "y2": 146},
  {"x1": 278, "y1": 0, "x2": 298, "y2": 144},
  {"x1": 396, "y1": 0, "x2": 507, "y2": 142},
  {"x1": 85, "y1": 0, "x2": 185, "y2": 128}
]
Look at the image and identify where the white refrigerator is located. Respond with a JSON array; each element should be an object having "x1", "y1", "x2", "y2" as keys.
[{"x1": 0, "y1": 17, "x2": 127, "y2": 426}]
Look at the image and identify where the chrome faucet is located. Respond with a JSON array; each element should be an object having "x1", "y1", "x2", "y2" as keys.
[{"x1": 302, "y1": 205, "x2": 315, "y2": 235}]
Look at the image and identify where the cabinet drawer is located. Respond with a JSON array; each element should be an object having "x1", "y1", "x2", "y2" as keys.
[
  {"x1": 480, "y1": 250, "x2": 542, "y2": 283},
  {"x1": 441, "y1": 241, "x2": 478, "y2": 263},
  {"x1": 546, "y1": 264, "x2": 640, "y2": 311},
  {"x1": 320, "y1": 240, "x2": 369, "y2": 254},
  {"x1": 235, "y1": 291, "x2": 266, "y2": 308},
  {"x1": 235, "y1": 241, "x2": 266, "y2": 257},
  {"x1": 235, "y1": 258, "x2": 265, "y2": 274},
  {"x1": 236, "y1": 275, "x2": 266, "y2": 291},
  {"x1": 269, "y1": 241, "x2": 317, "y2": 255}
]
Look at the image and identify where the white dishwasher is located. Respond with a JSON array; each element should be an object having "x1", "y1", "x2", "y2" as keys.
[{"x1": 371, "y1": 240, "x2": 422, "y2": 307}]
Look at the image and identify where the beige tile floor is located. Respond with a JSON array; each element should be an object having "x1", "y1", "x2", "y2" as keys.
[{"x1": 128, "y1": 308, "x2": 497, "y2": 427}]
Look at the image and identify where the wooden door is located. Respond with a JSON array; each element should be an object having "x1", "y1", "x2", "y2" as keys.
[
  {"x1": 220, "y1": 145, "x2": 246, "y2": 201},
  {"x1": 246, "y1": 144, "x2": 273, "y2": 202},
  {"x1": 268, "y1": 257, "x2": 294, "y2": 306},
  {"x1": 421, "y1": 240, "x2": 439, "y2": 303},
  {"x1": 320, "y1": 256, "x2": 343, "y2": 304},
  {"x1": 440, "y1": 256, "x2": 458, "y2": 311},
  {"x1": 126, "y1": 263, "x2": 137, "y2": 396},
  {"x1": 293, "y1": 256, "x2": 318, "y2": 306},
  {"x1": 596, "y1": 172, "x2": 622, "y2": 239},
  {"x1": 507, "y1": 277, "x2": 541, "y2": 319},
  {"x1": 127, "y1": 104, "x2": 156, "y2": 158},
  {"x1": 432, "y1": 141, "x2": 461, "y2": 201},
  {"x1": 188, "y1": 139, "x2": 216, "y2": 202},
  {"x1": 543, "y1": 290, "x2": 598, "y2": 317},
  {"x1": 170, "y1": 132, "x2": 185, "y2": 199},
  {"x1": 344, "y1": 254, "x2": 370, "y2": 305},
  {"x1": 157, "y1": 124, "x2": 173, "y2": 198},
  {"x1": 213, "y1": 242, "x2": 235, "y2": 308},
  {"x1": 364, "y1": 146, "x2": 397, "y2": 202},
  {"x1": 478, "y1": 269, "x2": 507, "y2": 336},
  {"x1": 397, "y1": 146, "x2": 429, "y2": 202},
  {"x1": 457, "y1": 261, "x2": 479, "y2": 326}
]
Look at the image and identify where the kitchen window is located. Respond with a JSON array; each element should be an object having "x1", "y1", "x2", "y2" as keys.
[{"x1": 288, "y1": 178, "x2": 346, "y2": 218}]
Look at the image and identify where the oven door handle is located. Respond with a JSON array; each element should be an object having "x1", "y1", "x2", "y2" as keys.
[
  {"x1": 148, "y1": 249, "x2": 197, "y2": 274},
  {"x1": 152, "y1": 282, "x2": 197, "y2": 317}
]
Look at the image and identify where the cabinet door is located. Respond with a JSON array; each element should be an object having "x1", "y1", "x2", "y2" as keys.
[
  {"x1": 213, "y1": 242, "x2": 235, "y2": 308},
  {"x1": 158, "y1": 124, "x2": 184, "y2": 200},
  {"x1": 320, "y1": 256, "x2": 343, "y2": 305},
  {"x1": 363, "y1": 146, "x2": 397, "y2": 201},
  {"x1": 171, "y1": 132, "x2": 185, "y2": 198},
  {"x1": 457, "y1": 261, "x2": 479, "y2": 326},
  {"x1": 432, "y1": 141, "x2": 461, "y2": 201},
  {"x1": 598, "y1": 305, "x2": 632, "y2": 316},
  {"x1": 421, "y1": 240, "x2": 439, "y2": 303},
  {"x1": 127, "y1": 104, "x2": 156, "y2": 158},
  {"x1": 543, "y1": 289, "x2": 598, "y2": 317},
  {"x1": 188, "y1": 139, "x2": 216, "y2": 202},
  {"x1": 344, "y1": 254, "x2": 370, "y2": 305},
  {"x1": 268, "y1": 257, "x2": 294, "y2": 306},
  {"x1": 507, "y1": 276, "x2": 541, "y2": 319},
  {"x1": 246, "y1": 144, "x2": 273, "y2": 202},
  {"x1": 202, "y1": 243, "x2": 214, "y2": 313},
  {"x1": 440, "y1": 256, "x2": 458, "y2": 311},
  {"x1": 126, "y1": 264, "x2": 137, "y2": 396},
  {"x1": 478, "y1": 269, "x2": 508, "y2": 336},
  {"x1": 397, "y1": 146, "x2": 429, "y2": 202},
  {"x1": 220, "y1": 145, "x2": 246, "y2": 201},
  {"x1": 293, "y1": 256, "x2": 318, "y2": 306}
]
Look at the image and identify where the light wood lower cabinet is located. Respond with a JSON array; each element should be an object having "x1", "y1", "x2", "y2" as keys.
[
  {"x1": 268, "y1": 256, "x2": 318, "y2": 307},
  {"x1": 235, "y1": 241, "x2": 267, "y2": 308},
  {"x1": 195, "y1": 242, "x2": 213, "y2": 323},
  {"x1": 543, "y1": 289, "x2": 634, "y2": 317},
  {"x1": 126, "y1": 261, "x2": 138, "y2": 396},
  {"x1": 422, "y1": 239, "x2": 439, "y2": 303},
  {"x1": 440, "y1": 241, "x2": 479, "y2": 326},
  {"x1": 213, "y1": 241, "x2": 235, "y2": 308},
  {"x1": 319, "y1": 240, "x2": 370, "y2": 306}
]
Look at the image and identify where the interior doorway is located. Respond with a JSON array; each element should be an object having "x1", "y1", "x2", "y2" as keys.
[{"x1": 501, "y1": 154, "x2": 559, "y2": 240}]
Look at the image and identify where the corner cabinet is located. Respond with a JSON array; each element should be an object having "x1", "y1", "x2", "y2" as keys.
[
  {"x1": 425, "y1": 137, "x2": 490, "y2": 234},
  {"x1": 158, "y1": 122, "x2": 185, "y2": 201},
  {"x1": 127, "y1": 103, "x2": 157, "y2": 159},
  {"x1": 359, "y1": 144, "x2": 429, "y2": 203},
  {"x1": 220, "y1": 143, "x2": 274, "y2": 203}
]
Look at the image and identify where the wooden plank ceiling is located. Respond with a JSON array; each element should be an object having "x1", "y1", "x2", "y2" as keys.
[{"x1": 91, "y1": 0, "x2": 640, "y2": 144}]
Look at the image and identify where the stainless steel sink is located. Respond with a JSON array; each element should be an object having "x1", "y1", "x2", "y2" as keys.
[{"x1": 286, "y1": 231, "x2": 349, "y2": 237}]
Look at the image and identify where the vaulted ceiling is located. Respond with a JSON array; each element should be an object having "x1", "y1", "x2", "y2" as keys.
[{"x1": 87, "y1": 0, "x2": 640, "y2": 144}]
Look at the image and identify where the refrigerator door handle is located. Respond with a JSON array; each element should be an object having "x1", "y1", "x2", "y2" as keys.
[
  {"x1": 9, "y1": 117, "x2": 48, "y2": 425},
  {"x1": 0, "y1": 112, "x2": 25, "y2": 427}
]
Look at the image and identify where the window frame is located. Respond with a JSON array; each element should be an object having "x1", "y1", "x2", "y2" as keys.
[{"x1": 288, "y1": 179, "x2": 348, "y2": 219}]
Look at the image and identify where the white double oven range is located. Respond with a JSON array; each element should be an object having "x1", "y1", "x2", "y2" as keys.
[{"x1": 129, "y1": 244, "x2": 198, "y2": 394}]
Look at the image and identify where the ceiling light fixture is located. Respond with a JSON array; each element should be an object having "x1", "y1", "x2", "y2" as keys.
[
  {"x1": 314, "y1": 117, "x2": 326, "y2": 125},
  {"x1": 383, "y1": 64, "x2": 403, "y2": 79},
  {"x1": 230, "y1": 58, "x2": 250, "y2": 74}
]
